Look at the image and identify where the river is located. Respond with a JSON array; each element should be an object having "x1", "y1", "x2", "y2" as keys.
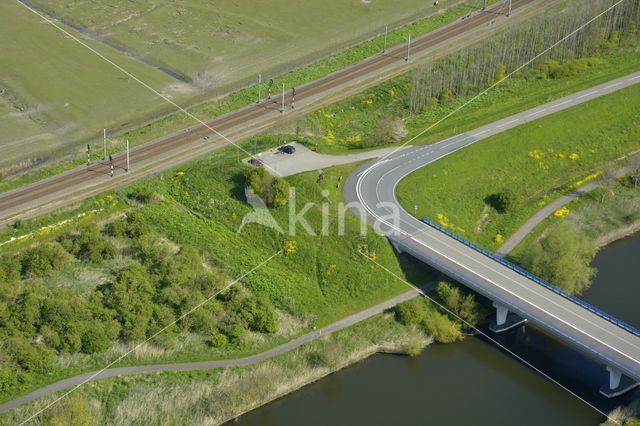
[{"x1": 234, "y1": 233, "x2": 640, "y2": 425}]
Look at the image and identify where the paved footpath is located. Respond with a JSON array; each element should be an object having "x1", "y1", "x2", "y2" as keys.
[
  {"x1": 497, "y1": 163, "x2": 640, "y2": 256},
  {"x1": 0, "y1": 285, "x2": 434, "y2": 414}
]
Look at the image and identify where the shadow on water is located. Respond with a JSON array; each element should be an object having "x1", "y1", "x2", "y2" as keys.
[{"x1": 233, "y1": 232, "x2": 640, "y2": 425}]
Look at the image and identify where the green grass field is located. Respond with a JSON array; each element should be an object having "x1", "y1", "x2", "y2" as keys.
[
  {"x1": 0, "y1": 136, "x2": 437, "y2": 403},
  {"x1": 32, "y1": 0, "x2": 461, "y2": 84},
  {"x1": 396, "y1": 83, "x2": 640, "y2": 250},
  {"x1": 0, "y1": 2, "x2": 179, "y2": 172},
  {"x1": 0, "y1": 0, "x2": 470, "y2": 174},
  {"x1": 303, "y1": 48, "x2": 640, "y2": 154}
]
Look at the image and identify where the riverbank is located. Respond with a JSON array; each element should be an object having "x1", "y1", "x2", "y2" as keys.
[{"x1": 0, "y1": 313, "x2": 431, "y2": 425}]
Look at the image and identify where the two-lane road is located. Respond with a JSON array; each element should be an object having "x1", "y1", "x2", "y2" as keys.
[{"x1": 344, "y1": 71, "x2": 640, "y2": 385}]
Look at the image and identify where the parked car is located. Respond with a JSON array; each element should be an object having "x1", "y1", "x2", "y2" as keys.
[
  {"x1": 248, "y1": 157, "x2": 264, "y2": 167},
  {"x1": 278, "y1": 145, "x2": 296, "y2": 154}
]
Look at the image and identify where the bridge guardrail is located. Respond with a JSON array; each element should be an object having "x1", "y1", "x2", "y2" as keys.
[{"x1": 419, "y1": 216, "x2": 640, "y2": 337}]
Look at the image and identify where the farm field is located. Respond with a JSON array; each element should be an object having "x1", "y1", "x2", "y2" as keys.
[
  {"x1": 0, "y1": 1, "x2": 180, "y2": 173},
  {"x1": 0, "y1": 0, "x2": 465, "y2": 174},
  {"x1": 396, "y1": 83, "x2": 640, "y2": 250},
  {"x1": 31, "y1": 0, "x2": 461, "y2": 86}
]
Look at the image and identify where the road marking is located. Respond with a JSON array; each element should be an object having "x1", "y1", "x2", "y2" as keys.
[
  {"x1": 630, "y1": 75, "x2": 640, "y2": 81},
  {"x1": 471, "y1": 129, "x2": 490, "y2": 137},
  {"x1": 355, "y1": 154, "x2": 640, "y2": 370},
  {"x1": 553, "y1": 99, "x2": 571, "y2": 108},
  {"x1": 496, "y1": 119, "x2": 519, "y2": 128},
  {"x1": 603, "y1": 82, "x2": 622, "y2": 90},
  {"x1": 528, "y1": 108, "x2": 545, "y2": 117}
]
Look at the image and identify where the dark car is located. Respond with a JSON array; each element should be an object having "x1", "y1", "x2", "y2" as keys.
[
  {"x1": 278, "y1": 145, "x2": 296, "y2": 154},
  {"x1": 248, "y1": 157, "x2": 264, "y2": 167}
]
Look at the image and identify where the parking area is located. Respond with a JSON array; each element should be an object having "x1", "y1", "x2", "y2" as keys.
[{"x1": 244, "y1": 142, "x2": 406, "y2": 177}]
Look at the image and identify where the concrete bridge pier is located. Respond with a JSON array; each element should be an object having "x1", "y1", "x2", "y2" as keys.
[
  {"x1": 599, "y1": 366, "x2": 640, "y2": 398},
  {"x1": 489, "y1": 302, "x2": 526, "y2": 333}
]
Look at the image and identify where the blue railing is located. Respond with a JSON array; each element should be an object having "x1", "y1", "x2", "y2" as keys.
[{"x1": 419, "y1": 216, "x2": 640, "y2": 338}]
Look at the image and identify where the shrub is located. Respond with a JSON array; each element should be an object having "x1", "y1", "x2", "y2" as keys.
[
  {"x1": 244, "y1": 167, "x2": 290, "y2": 207},
  {"x1": 423, "y1": 311, "x2": 462, "y2": 343},
  {"x1": 394, "y1": 297, "x2": 427, "y2": 326},
  {"x1": 59, "y1": 224, "x2": 117, "y2": 263},
  {"x1": 0, "y1": 255, "x2": 21, "y2": 282},
  {"x1": 20, "y1": 243, "x2": 70, "y2": 278},
  {"x1": 208, "y1": 332, "x2": 228, "y2": 348},
  {"x1": 486, "y1": 190, "x2": 517, "y2": 214},
  {"x1": 104, "y1": 219, "x2": 128, "y2": 237}
]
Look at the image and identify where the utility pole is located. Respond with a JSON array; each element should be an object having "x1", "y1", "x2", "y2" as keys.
[
  {"x1": 483, "y1": 0, "x2": 487, "y2": 10},
  {"x1": 280, "y1": 83, "x2": 285, "y2": 113},
  {"x1": 86, "y1": 144, "x2": 91, "y2": 165},
  {"x1": 291, "y1": 87, "x2": 296, "y2": 109},
  {"x1": 257, "y1": 74, "x2": 262, "y2": 104},
  {"x1": 383, "y1": 25, "x2": 388, "y2": 53},
  {"x1": 406, "y1": 34, "x2": 411, "y2": 61},
  {"x1": 507, "y1": 0, "x2": 511, "y2": 16},
  {"x1": 102, "y1": 129, "x2": 106, "y2": 160},
  {"x1": 125, "y1": 139, "x2": 130, "y2": 172}
]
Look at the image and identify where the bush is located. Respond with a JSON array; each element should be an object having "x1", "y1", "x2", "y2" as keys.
[
  {"x1": 20, "y1": 243, "x2": 70, "y2": 278},
  {"x1": 486, "y1": 190, "x2": 517, "y2": 214},
  {"x1": 0, "y1": 255, "x2": 21, "y2": 283},
  {"x1": 125, "y1": 211, "x2": 152, "y2": 238},
  {"x1": 394, "y1": 297, "x2": 427, "y2": 326},
  {"x1": 5, "y1": 336, "x2": 55, "y2": 373},
  {"x1": 129, "y1": 185, "x2": 158, "y2": 204},
  {"x1": 244, "y1": 167, "x2": 290, "y2": 207},
  {"x1": 104, "y1": 219, "x2": 128, "y2": 237},
  {"x1": 402, "y1": 329, "x2": 430, "y2": 356},
  {"x1": 208, "y1": 332, "x2": 228, "y2": 348},
  {"x1": 423, "y1": 311, "x2": 462, "y2": 343},
  {"x1": 59, "y1": 224, "x2": 117, "y2": 263}
]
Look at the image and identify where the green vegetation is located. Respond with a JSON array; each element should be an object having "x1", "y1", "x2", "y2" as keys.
[
  {"x1": 511, "y1": 163, "x2": 640, "y2": 257},
  {"x1": 393, "y1": 281, "x2": 481, "y2": 343},
  {"x1": 0, "y1": 313, "x2": 431, "y2": 425},
  {"x1": 518, "y1": 223, "x2": 597, "y2": 295},
  {"x1": 397, "y1": 83, "x2": 640, "y2": 250},
  {"x1": 0, "y1": 0, "x2": 476, "y2": 177},
  {"x1": 244, "y1": 167, "x2": 290, "y2": 207},
  {"x1": 302, "y1": 0, "x2": 640, "y2": 154},
  {"x1": 0, "y1": 140, "x2": 440, "y2": 403},
  {"x1": 0, "y1": 1, "x2": 174, "y2": 173}
]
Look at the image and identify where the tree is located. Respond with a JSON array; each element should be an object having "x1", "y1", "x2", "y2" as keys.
[
  {"x1": 394, "y1": 297, "x2": 427, "y2": 326},
  {"x1": 519, "y1": 223, "x2": 596, "y2": 295},
  {"x1": 436, "y1": 282, "x2": 479, "y2": 327},
  {"x1": 486, "y1": 190, "x2": 517, "y2": 214}
]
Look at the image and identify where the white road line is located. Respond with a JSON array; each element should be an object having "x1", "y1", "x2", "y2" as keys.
[
  {"x1": 604, "y1": 82, "x2": 622, "y2": 90},
  {"x1": 630, "y1": 75, "x2": 640, "y2": 81},
  {"x1": 496, "y1": 119, "x2": 519, "y2": 128},
  {"x1": 528, "y1": 109, "x2": 545, "y2": 117},
  {"x1": 471, "y1": 129, "x2": 490, "y2": 137},
  {"x1": 553, "y1": 100, "x2": 571, "y2": 108}
]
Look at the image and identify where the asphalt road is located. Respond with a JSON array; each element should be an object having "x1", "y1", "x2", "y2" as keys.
[
  {"x1": 343, "y1": 71, "x2": 640, "y2": 385},
  {"x1": 0, "y1": 0, "x2": 539, "y2": 227}
]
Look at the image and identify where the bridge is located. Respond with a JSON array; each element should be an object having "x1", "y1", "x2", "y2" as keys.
[{"x1": 344, "y1": 73, "x2": 640, "y2": 397}]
